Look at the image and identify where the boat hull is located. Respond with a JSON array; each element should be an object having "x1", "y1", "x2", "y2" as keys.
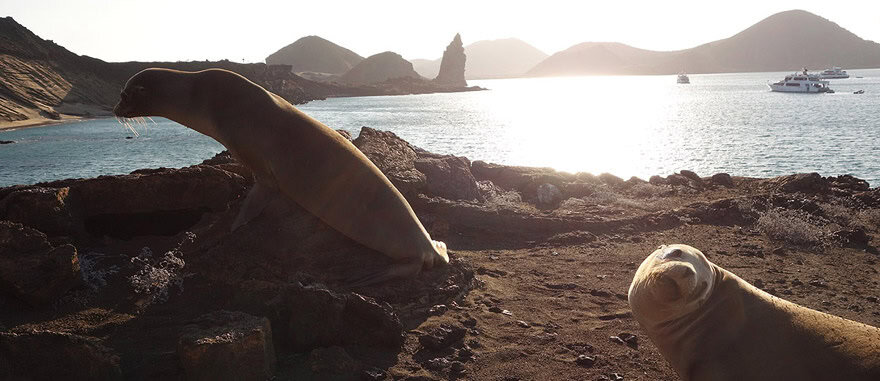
[{"x1": 768, "y1": 84, "x2": 830, "y2": 93}]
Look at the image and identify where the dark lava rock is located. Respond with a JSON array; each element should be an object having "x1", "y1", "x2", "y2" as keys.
[
  {"x1": 425, "y1": 357, "x2": 451, "y2": 371},
  {"x1": 829, "y1": 174, "x2": 870, "y2": 192},
  {"x1": 666, "y1": 174, "x2": 689, "y2": 186},
  {"x1": 771, "y1": 173, "x2": 829, "y2": 193},
  {"x1": 335, "y1": 129, "x2": 353, "y2": 140},
  {"x1": 414, "y1": 154, "x2": 484, "y2": 202},
  {"x1": 575, "y1": 354, "x2": 596, "y2": 367},
  {"x1": 598, "y1": 173, "x2": 625, "y2": 187},
  {"x1": 0, "y1": 330, "x2": 122, "y2": 380},
  {"x1": 617, "y1": 332, "x2": 638, "y2": 348},
  {"x1": 710, "y1": 173, "x2": 734, "y2": 187},
  {"x1": 679, "y1": 170, "x2": 701, "y2": 182},
  {"x1": 178, "y1": 310, "x2": 275, "y2": 381},
  {"x1": 536, "y1": 183, "x2": 563, "y2": 206},
  {"x1": 352, "y1": 127, "x2": 426, "y2": 197},
  {"x1": 354, "y1": 127, "x2": 483, "y2": 201},
  {"x1": 0, "y1": 186, "x2": 76, "y2": 237},
  {"x1": 833, "y1": 228, "x2": 871, "y2": 249},
  {"x1": 419, "y1": 325, "x2": 467, "y2": 350},
  {"x1": 648, "y1": 175, "x2": 667, "y2": 185},
  {"x1": 308, "y1": 346, "x2": 360, "y2": 375},
  {"x1": 283, "y1": 283, "x2": 404, "y2": 351},
  {"x1": 0, "y1": 221, "x2": 80, "y2": 306}
]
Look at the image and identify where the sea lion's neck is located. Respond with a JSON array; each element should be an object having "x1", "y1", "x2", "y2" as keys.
[{"x1": 647, "y1": 266, "x2": 743, "y2": 378}]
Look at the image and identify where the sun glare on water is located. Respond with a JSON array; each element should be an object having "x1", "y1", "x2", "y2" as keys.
[{"x1": 468, "y1": 75, "x2": 680, "y2": 178}]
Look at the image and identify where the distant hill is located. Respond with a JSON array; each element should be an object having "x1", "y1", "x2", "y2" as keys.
[
  {"x1": 0, "y1": 18, "x2": 336, "y2": 124},
  {"x1": 413, "y1": 38, "x2": 548, "y2": 79},
  {"x1": 339, "y1": 51, "x2": 421, "y2": 85},
  {"x1": 527, "y1": 10, "x2": 880, "y2": 76},
  {"x1": 265, "y1": 36, "x2": 363, "y2": 75}
]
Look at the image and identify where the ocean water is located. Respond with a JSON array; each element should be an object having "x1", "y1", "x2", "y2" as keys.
[{"x1": 1, "y1": 70, "x2": 879, "y2": 187}]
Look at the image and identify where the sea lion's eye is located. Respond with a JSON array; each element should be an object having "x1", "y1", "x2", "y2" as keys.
[{"x1": 661, "y1": 248, "x2": 684, "y2": 259}]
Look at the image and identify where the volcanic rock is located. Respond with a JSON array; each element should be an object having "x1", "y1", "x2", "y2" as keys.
[
  {"x1": 435, "y1": 34, "x2": 467, "y2": 87},
  {"x1": 0, "y1": 330, "x2": 122, "y2": 380},
  {"x1": 178, "y1": 310, "x2": 276, "y2": 381},
  {"x1": 0, "y1": 221, "x2": 80, "y2": 306},
  {"x1": 283, "y1": 283, "x2": 404, "y2": 351}
]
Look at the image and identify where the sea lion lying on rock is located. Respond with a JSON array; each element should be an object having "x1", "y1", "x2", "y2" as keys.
[
  {"x1": 113, "y1": 68, "x2": 448, "y2": 285},
  {"x1": 628, "y1": 244, "x2": 880, "y2": 380}
]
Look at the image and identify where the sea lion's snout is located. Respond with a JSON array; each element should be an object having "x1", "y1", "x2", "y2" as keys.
[
  {"x1": 629, "y1": 244, "x2": 716, "y2": 324},
  {"x1": 114, "y1": 85, "x2": 147, "y2": 118}
]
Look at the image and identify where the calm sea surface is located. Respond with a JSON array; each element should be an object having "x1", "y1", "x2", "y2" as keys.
[{"x1": 1, "y1": 70, "x2": 879, "y2": 187}]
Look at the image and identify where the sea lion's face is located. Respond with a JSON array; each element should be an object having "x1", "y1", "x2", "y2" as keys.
[
  {"x1": 113, "y1": 68, "x2": 180, "y2": 118},
  {"x1": 628, "y1": 244, "x2": 715, "y2": 326}
]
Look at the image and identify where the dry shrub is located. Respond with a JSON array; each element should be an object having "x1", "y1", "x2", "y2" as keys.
[{"x1": 756, "y1": 208, "x2": 836, "y2": 246}]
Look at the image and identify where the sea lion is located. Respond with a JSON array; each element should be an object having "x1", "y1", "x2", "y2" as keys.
[
  {"x1": 628, "y1": 244, "x2": 880, "y2": 381},
  {"x1": 113, "y1": 68, "x2": 448, "y2": 285}
]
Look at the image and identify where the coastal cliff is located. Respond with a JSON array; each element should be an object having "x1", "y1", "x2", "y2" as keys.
[
  {"x1": 1, "y1": 128, "x2": 878, "y2": 379},
  {"x1": 0, "y1": 19, "x2": 483, "y2": 129}
]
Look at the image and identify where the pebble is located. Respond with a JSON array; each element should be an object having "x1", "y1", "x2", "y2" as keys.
[
  {"x1": 575, "y1": 355, "x2": 596, "y2": 367},
  {"x1": 516, "y1": 320, "x2": 530, "y2": 328},
  {"x1": 429, "y1": 304, "x2": 448, "y2": 315}
]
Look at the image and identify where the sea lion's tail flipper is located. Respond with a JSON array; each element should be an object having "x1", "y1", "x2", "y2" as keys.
[
  {"x1": 346, "y1": 259, "x2": 423, "y2": 288},
  {"x1": 231, "y1": 183, "x2": 281, "y2": 231}
]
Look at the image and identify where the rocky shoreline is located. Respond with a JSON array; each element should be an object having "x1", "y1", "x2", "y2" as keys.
[{"x1": 1, "y1": 127, "x2": 879, "y2": 380}]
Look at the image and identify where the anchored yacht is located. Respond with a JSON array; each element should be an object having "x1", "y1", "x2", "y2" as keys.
[
  {"x1": 819, "y1": 67, "x2": 850, "y2": 79},
  {"x1": 768, "y1": 69, "x2": 832, "y2": 93},
  {"x1": 676, "y1": 73, "x2": 690, "y2": 84}
]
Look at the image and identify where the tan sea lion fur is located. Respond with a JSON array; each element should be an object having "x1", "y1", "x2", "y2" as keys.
[
  {"x1": 628, "y1": 244, "x2": 880, "y2": 381},
  {"x1": 113, "y1": 68, "x2": 448, "y2": 284}
]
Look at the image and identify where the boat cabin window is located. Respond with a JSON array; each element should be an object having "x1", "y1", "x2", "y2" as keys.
[
  {"x1": 793, "y1": 77, "x2": 806, "y2": 80},
  {"x1": 786, "y1": 83, "x2": 800, "y2": 87}
]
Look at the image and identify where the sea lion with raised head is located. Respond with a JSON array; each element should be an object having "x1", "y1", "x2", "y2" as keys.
[
  {"x1": 113, "y1": 68, "x2": 448, "y2": 285},
  {"x1": 628, "y1": 244, "x2": 880, "y2": 381}
]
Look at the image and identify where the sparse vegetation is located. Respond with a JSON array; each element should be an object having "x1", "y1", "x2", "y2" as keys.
[
  {"x1": 129, "y1": 247, "x2": 186, "y2": 307},
  {"x1": 756, "y1": 208, "x2": 839, "y2": 247}
]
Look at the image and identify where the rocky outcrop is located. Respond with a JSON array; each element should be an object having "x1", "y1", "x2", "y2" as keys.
[
  {"x1": 178, "y1": 311, "x2": 276, "y2": 381},
  {"x1": 434, "y1": 34, "x2": 467, "y2": 87},
  {"x1": 353, "y1": 127, "x2": 483, "y2": 202},
  {"x1": 339, "y1": 51, "x2": 421, "y2": 85},
  {"x1": 0, "y1": 221, "x2": 80, "y2": 306},
  {"x1": 0, "y1": 330, "x2": 122, "y2": 380}
]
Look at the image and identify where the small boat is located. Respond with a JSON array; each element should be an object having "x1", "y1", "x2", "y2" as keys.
[
  {"x1": 677, "y1": 73, "x2": 690, "y2": 84},
  {"x1": 768, "y1": 69, "x2": 832, "y2": 93},
  {"x1": 818, "y1": 67, "x2": 850, "y2": 79},
  {"x1": 854, "y1": 90, "x2": 865, "y2": 94}
]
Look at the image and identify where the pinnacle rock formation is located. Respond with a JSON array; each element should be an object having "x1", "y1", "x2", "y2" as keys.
[{"x1": 434, "y1": 34, "x2": 467, "y2": 86}]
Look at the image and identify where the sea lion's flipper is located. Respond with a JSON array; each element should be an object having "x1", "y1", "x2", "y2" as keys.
[
  {"x1": 231, "y1": 183, "x2": 280, "y2": 231},
  {"x1": 347, "y1": 259, "x2": 422, "y2": 287}
]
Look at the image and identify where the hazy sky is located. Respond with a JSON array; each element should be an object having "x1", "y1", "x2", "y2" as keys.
[{"x1": 3, "y1": 0, "x2": 879, "y2": 63}]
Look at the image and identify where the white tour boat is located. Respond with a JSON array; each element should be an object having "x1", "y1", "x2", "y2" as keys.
[
  {"x1": 818, "y1": 67, "x2": 850, "y2": 79},
  {"x1": 677, "y1": 73, "x2": 690, "y2": 84},
  {"x1": 768, "y1": 69, "x2": 832, "y2": 93}
]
